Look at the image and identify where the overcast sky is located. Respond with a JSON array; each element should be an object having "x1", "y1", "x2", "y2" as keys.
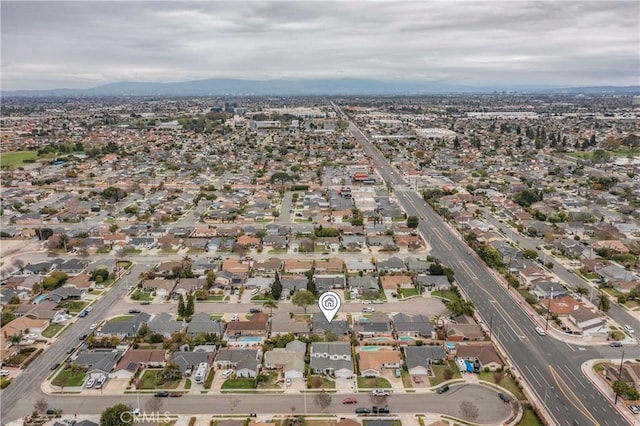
[{"x1": 2, "y1": 0, "x2": 639, "y2": 90}]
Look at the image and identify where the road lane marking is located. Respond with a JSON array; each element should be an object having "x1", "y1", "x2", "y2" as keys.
[
  {"x1": 566, "y1": 343, "x2": 576, "y2": 351},
  {"x1": 548, "y1": 365, "x2": 599, "y2": 425}
]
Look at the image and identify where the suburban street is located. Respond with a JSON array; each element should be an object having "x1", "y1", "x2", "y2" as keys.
[{"x1": 336, "y1": 103, "x2": 635, "y2": 426}]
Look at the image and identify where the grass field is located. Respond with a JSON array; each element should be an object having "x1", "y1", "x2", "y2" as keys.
[
  {"x1": 52, "y1": 369, "x2": 86, "y2": 387},
  {"x1": 0, "y1": 151, "x2": 38, "y2": 167},
  {"x1": 479, "y1": 371, "x2": 525, "y2": 400},
  {"x1": 139, "y1": 369, "x2": 181, "y2": 389},
  {"x1": 429, "y1": 361, "x2": 462, "y2": 386},
  {"x1": 516, "y1": 407, "x2": 544, "y2": 426},
  {"x1": 221, "y1": 378, "x2": 256, "y2": 389},
  {"x1": 108, "y1": 315, "x2": 134, "y2": 323}
]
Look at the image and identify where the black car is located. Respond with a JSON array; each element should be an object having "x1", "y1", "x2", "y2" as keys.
[
  {"x1": 154, "y1": 391, "x2": 169, "y2": 397},
  {"x1": 79, "y1": 334, "x2": 88, "y2": 340},
  {"x1": 249, "y1": 308, "x2": 262, "y2": 314},
  {"x1": 609, "y1": 341, "x2": 623, "y2": 347},
  {"x1": 436, "y1": 384, "x2": 449, "y2": 394},
  {"x1": 50, "y1": 363, "x2": 60, "y2": 371},
  {"x1": 141, "y1": 301, "x2": 151, "y2": 305},
  {"x1": 128, "y1": 309, "x2": 141, "y2": 314},
  {"x1": 355, "y1": 407, "x2": 371, "y2": 414},
  {"x1": 46, "y1": 408, "x2": 58, "y2": 415},
  {"x1": 372, "y1": 406, "x2": 390, "y2": 414},
  {"x1": 67, "y1": 347, "x2": 75, "y2": 354},
  {"x1": 498, "y1": 393, "x2": 510, "y2": 403}
]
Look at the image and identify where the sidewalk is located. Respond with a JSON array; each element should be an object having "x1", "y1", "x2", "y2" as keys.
[{"x1": 581, "y1": 359, "x2": 638, "y2": 425}]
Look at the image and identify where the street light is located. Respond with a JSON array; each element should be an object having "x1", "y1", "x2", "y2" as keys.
[{"x1": 545, "y1": 289, "x2": 554, "y2": 331}]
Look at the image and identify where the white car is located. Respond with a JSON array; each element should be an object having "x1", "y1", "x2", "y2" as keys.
[
  {"x1": 132, "y1": 408, "x2": 141, "y2": 415},
  {"x1": 371, "y1": 389, "x2": 390, "y2": 396},
  {"x1": 221, "y1": 369, "x2": 234, "y2": 379},
  {"x1": 362, "y1": 307, "x2": 375, "y2": 313},
  {"x1": 89, "y1": 323, "x2": 98, "y2": 330},
  {"x1": 535, "y1": 327, "x2": 546, "y2": 336},
  {"x1": 85, "y1": 378, "x2": 95, "y2": 388},
  {"x1": 0, "y1": 369, "x2": 10, "y2": 377},
  {"x1": 361, "y1": 300, "x2": 372, "y2": 305},
  {"x1": 623, "y1": 325, "x2": 635, "y2": 334},
  {"x1": 231, "y1": 314, "x2": 239, "y2": 322}
]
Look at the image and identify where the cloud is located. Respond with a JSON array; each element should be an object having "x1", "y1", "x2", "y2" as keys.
[{"x1": 1, "y1": 0, "x2": 638, "y2": 90}]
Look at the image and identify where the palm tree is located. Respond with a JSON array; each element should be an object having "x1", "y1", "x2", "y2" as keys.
[
  {"x1": 575, "y1": 286, "x2": 589, "y2": 301},
  {"x1": 263, "y1": 299, "x2": 278, "y2": 317},
  {"x1": 596, "y1": 291, "x2": 610, "y2": 312}
]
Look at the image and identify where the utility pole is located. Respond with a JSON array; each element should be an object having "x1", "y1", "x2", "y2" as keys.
[
  {"x1": 489, "y1": 315, "x2": 493, "y2": 340},
  {"x1": 614, "y1": 350, "x2": 625, "y2": 404}
]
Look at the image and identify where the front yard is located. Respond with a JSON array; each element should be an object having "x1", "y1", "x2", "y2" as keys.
[
  {"x1": 479, "y1": 371, "x2": 525, "y2": 400},
  {"x1": 139, "y1": 369, "x2": 181, "y2": 389},
  {"x1": 357, "y1": 377, "x2": 392, "y2": 389},
  {"x1": 399, "y1": 288, "x2": 419, "y2": 298},
  {"x1": 42, "y1": 324, "x2": 66, "y2": 338},
  {"x1": 52, "y1": 368, "x2": 86, "y2": 387},
  {"x1": 429, "y1": 360, "x2": 462, "y2": 386},
  {"x1": 306, "y1": 376, "x2": 336, "y2": 389},
  {"x1": 131, "y1": 290, "x2": 153, "y2": 301},
  {"x1": 221, "y1": 378, "x2": 256, "y2": 389}
]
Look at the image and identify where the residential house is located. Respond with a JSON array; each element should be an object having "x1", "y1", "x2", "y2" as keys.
[
  {"x1": 314, "y1": 258, "x2": 345, "y2": 274},
  {"x1": 186, "y1": 313, "x2": 226, "y2": 338},
  {"x1": 214, "y1": 348, "x2": 261, "y2": 378},
  {"x1": 13, "y1": 300, "x2": 61, "y2": 321},
  {"x1": 112, "y1": 349, "x2": 166, "y2": 379},
  {"x1": 270, "y1": 312, "x2": 311, "y2": 338},
  {"x1": 376, "y1": 257, "x2": 406, "y2": 273},
  {"x1": 148, "y1": 313, "x2": 185, "y2": 338},
  {"x1": 596, "y1": 264, "x2": 636, "y2": 283},
  {"x1": 532, "y1": 281, "x2": 567, "y2": 300},
  {"x1": 253, "y1": 258, "x2": 284, "y2": 274},
  {"x1": 141, "y1": 279, "x2": 176, "y2": 299},
  {"x1": 354, "y1": 313, "x2": 393, "y2": 341},
  {"x1": 357, "y1": 348, "x2": 402, "y2": 377},
  {"x1": 311, "y1": 312, "x2": 350, "y2": 339},
  {"x1": 404, "y1": 346, "x2": 447, "y2": 376},
  {"x1": 309, "y1": 342, "x2": 354, "y2": 378},
  {"x1": 392, "y1": 313, "x2": 434, "y2": 339},
  {"x1": 173, "y1": 278, "x2": 207, "y2": 297},
  {"x1": 263, "y1": 340, "x2": 306, "y2": 379},
  {"x1": 567, "y1": 307, "x2": 610, "y2": 337},
  {"x1": 404, "y1": 257, "x2": 432, "y2": 273},
  {"x1": 171, "y1": 351, "x2": 213, "y2": 375},
  {"x1": 445, "y1": 324, "x2": 485, "y2": 342},
  {"x1": 100, "y1": 313, "x2": 151, "y2": 338},
  {"x1": 74, "y1": 351, "x2": 121, "y2": 379},
  {"x1": 455, "y1": 343, "x2": 503, "y2": 371},
  {"x1": 315, "y1": 274, "x2": 346, "y2": 292},
  {"x1": 1, "y1": 316, "x2": 49, "y2": 340},
  {"x1": 416, "y1": 275, "x2": 450, "y2": 291},
  {"x1": 224, "y1": 312, "x2": 269, "y2": 346},
  {"x1": 344, "y1": 258, "x2": 375, "y2": 274},
  {"x1": 380, "y1": 275, "x2": 413, "y2": 291}
]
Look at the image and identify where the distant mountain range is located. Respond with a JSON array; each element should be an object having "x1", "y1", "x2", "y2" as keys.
[{"x1": 2, "y1": 78, "x2": 639, "y2": 97}]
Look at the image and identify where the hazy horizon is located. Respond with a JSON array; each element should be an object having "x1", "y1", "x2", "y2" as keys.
[{"x1": 2, "y1": 1, "x2": 639, "y2": 91}]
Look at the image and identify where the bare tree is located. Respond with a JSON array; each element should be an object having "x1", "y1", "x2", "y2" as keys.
[
  {"x1": 12, "y1": 258, "x2": 25, "y2": 273},
  {"x1": 34, "y1": 398, "x2": 48, "y2": 415},
  {"x1": 314, "y1": 390, "x2": 332, "y2": 412},
  {"x1": 460, "y1": 400, "x2": 479, "y2": 420}
]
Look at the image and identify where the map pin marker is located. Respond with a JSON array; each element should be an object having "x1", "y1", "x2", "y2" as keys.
[{"x1": 318, "y1": 291, "x2": 341, "y2": 323}]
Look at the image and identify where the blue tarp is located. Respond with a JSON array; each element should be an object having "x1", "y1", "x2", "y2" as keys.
[{"x1": 465, "y1": 360, "x2": 474, "y2": 373}]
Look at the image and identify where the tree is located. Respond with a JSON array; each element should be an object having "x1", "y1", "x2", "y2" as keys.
[
  {"x1": 186, "y1": 294, "x2": 195, "y2": 318},
  {"x1": 513, "y1": 189, "x2": 541, "y2": 208},
  {"x1": 292, "y1": 289, "x2": 315, "y2": 314},
  {"x1": 12, "y1": 258, "x2": 25, "y2": 274},
  {"x1": 596, "y1": 292, "x2": 610, "y2": 312},
  {"x1": 263, "y1": 299, "x2": 278, "y2": 317},
  {"x1": 271, "y1": 272, "x2": 283, "y2": 300},
  {"x1": 177, "y1": 294, "x2": 186, "y2": 317},
  {"x1": 522, "y1": 249, "x2": 537, "y2": 260},
  {"x1": 162, "y1": 362, "x2": 182, "y2": 381},
  {"x1": 34, "y1": 398, "x2": 48, "y2": 415},
  {"x1": 406, "y1": 215, "x2": 419, "y2": 229},
  {"x1": 575, "y1": 286, "x2": 589, "y2": 301},
  {"x1": 314, "y1": 390, "x2": 332, "y2": 411},
  {"x1": 100, "y1": 403, "x2": 132, "y2": 426}
]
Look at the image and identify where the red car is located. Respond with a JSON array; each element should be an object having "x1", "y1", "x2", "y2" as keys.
[{"x1": 342, "y1": 397, "x2": 358, "y2": 404}]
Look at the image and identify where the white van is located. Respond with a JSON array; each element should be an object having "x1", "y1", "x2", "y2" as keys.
[
  {"x1": 535, "y1": 327, "x2": 546, "y2": 336},
  {"x1": 623, "y1": 324, "x2": 635, "y2": 334}
]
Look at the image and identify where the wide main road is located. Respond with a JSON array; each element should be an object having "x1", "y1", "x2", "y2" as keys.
[{"x1": 333, "y1": 102, "x2": 631, "y2": 426}]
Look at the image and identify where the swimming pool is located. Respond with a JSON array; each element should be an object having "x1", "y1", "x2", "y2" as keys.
[
  {"x1": 360, "y1": 346, "x2": 383, "y2": 351},
  {"x1": 398, "y1": 336, "x2": 415, "y2": 342},
  {"x1": 238, "y1": 336, "x2": 262, "y2": 343},
  {"x1": 33, "y1": 294, "x2": 48, "y2": 304},
  {"x1": 369, "y1": 337, "x2": 393, "y2": 343}
]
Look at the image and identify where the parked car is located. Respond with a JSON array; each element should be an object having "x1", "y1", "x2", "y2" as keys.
[
  {"x1": 0, "y1": 370, "x2": 10, "y2": 377},
  {"x1": 285, "y1": 378, "x2": 292, "y2": 387},
  {"x1": 50, "y1": 363, "x2": 60, "y2": 371},
  {"x1": 623, "y1": 324, "x2": 635, "y2": 334},
  {"x1": 141, "y1": 301, "x2": 151, "y2": 305},
  {"x1": 362, "y1": 307, "x2": 375, "y2": 313},
  {"x1": 89, "y1": 323, "x2": 98, "y2": 330},
  {"x1": 498, "y1": 393, "x2": 510, "y2": 403},
  {"x1": 371, "y1": 388, "x2": 390, "y2": 396},
  {"x1": 342, "y1": 397, "x2": 358, "y2": 404},
  {"x1": 67, "y1": 347, "x2": 76, "y2": 354},
  {"x1": 85, "y1": 378, "x2": 95, "y2": 388},
  {"x1": 535, "y1": 327, "x2": 546, "y2": 336},
  {"x1": 154, "y1": 391, "x2": 169, "y2": 397},
  {"x1": 629, "y1": 405, "x2": 640, "y2": 414},
  {"x1": 169, "y1": 392, "x2": 183, "y2": 397},
  {"x1": 436, "y1": 384, "x2": 450, "y2": 394},
  {"x1": 355, "y1": 407, "x2": 371, "y2": 414},
  {"x1": 128, "y1": 309, "x2": 141, "y2": 314},
  {"x1": 79, "y1": 334, "x2": 88, "y2": 340},
  {"x1": 372, "y1": 406, "x2": 390, "y2": 414},
  {"x1": 412, "y1": 376, "x2": 424, "y2": 383},
  {"x1": 249, "y1": 308, "x2": 262, "y2": 314},
  {"x1": 609, "y1": 341, "x2": 623, "y2": 347},
  {"x1": 221, "y1": 369, "x2": 234, "y2": 379},
  {"x1": 231, "y1": 314, "x2": 239, "y2": 321},
  {"x1": 46, "y1": 408, "x2": 58, "y2": 415}
]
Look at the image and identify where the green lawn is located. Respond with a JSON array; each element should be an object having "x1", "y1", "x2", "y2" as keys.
[
  {"x1": 516, "y1": 408, "x2": 544, "y2": 426},
  {"x1": 431, "y1": 290, "x2": 458, "y2": 301},
  {"x1": 357, "y1": 377, "x2": 392, "y2": 389},
  {"x1": 250, "y1": 295, "x2": 273, "y2": 302},
  {"x1": 307, "y1": 376, "x2": 336, "y2": 389},
  {"x1": 399, "y1": 288, "x2": 419, "y2": 298},
  {"x1": 400, "y1": 369, "x2": 413, "y2": 388},
  {"x1": 52, "y1": 369, "x2": 86, "y2": 387},
  {"x1": 42, "y1": 324, "x2": 66, "y2": 338},
  {"x1": 108, "y1": 315, "x2": 134, "y2": 323},
  {"x1": 0, "y1": 150, "x2": 38, "y2": 167},
  {"x1": 429, "y1": 361, "x2": 462, "y2": 386},
  {"x1": 139, "y1": 369, "x2": 181, "y2": 389},
  {"x1": 256, "y1": 371, "x2": 281, "y2": 389},
  {"x1": 132, "y1": 290, "x2": 153, "y2": 301},
  {"x1": 221, "y1": 378, "x2": 256, "y2": 389},
  {"x1": 479, "y1": 371, "x2": 525, "y2": 400},
  {"x1": 116, "y1": 261, "x2": 133, "y2": 269},
  {"x1": 207, "y1": 294, "x2": 225, "y2": 301}
]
